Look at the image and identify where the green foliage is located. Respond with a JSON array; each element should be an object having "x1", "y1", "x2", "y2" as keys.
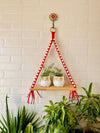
[
  {"x1": 41, "y1": 64, "x2": 63, "y2": 77},
  {"x1": 0, "y1": 95, "x2": 42, "y2": 133},
  {"x1": 51, "y1": 67, "x2": 63, "y2": 77},
  {"x1": 41, "y1": 63, "x2": 54, "y2": 77},
  {"x1": 77, "y1": 83, "x2": 100, "y2": 124},
  {"x1": 42, "y1": 96, "x2": 78, "y2": 133},
  {"x1": 24, "y1": 123, "x2": 33, "y2": 133}
]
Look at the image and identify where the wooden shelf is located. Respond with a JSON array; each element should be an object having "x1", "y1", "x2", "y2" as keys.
[{"x1": 30, "y1": 84, "x2": 77, "y2": 91}]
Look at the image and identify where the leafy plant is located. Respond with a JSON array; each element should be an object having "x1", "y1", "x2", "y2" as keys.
[
  {"x1": 0, "y1": 95, "x2": 42, "y2": 133},
  {"x1": 77, "y1": 83, "x2": 100, "y2": 124},
  {"x1": 41, "y1": 63, "x2": 54, "y2": 77},
  {"x1": 41, "y1": 64, "x2": 63, "y2": 77},
  {"x1": 42, "y1": 96, "x2": 78, "y2": 133},
  {"x1": 51, "y1": 67, "x2": 63, "y2": 77},
  {"x1": 24, "y1": 123, "x2": 33, "y2": 133}
]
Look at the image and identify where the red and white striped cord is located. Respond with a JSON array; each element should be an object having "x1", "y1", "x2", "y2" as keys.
[
  {"x1": 53, "y1": 40, "x2": 79, "y2": 102},
  {"x1": 27, "y1": 40, "x2": 53, "y2": 104},
  {"x1": 53, "y1": 40, "x2": 76, "y2": 88},
  {"x1": 31, "y1": 40, "x2": 53, "y2": 89}
]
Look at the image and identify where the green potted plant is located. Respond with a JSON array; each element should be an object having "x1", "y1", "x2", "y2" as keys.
[
  {"x1": 41, "y1": 96, "x2": 78, "y2": 133},
  {"x1": 51, "y1": 67, "x2": 64, "y2": 87},
  {"x1": 0, "y1": 95, "x2": 42, "y2": 133},
  {"x1": 76, "y1": 83, "x2": 100, "y2": 133},
  {"x1": 40, "y1": 63, "x2": 54, "y2": 87}
]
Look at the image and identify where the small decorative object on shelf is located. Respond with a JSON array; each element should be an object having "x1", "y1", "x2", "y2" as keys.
[
  {"x1": 40, "y1": 63, "x2": 54, "y2": 87},
  {"x1": 27, "y1": 13, "x2": 79, "y2": 104},
  {"x1": 51, "y1": 67, "x2": 64, "y2": 87},
  {"x1": 40, "y1": 76, "x2": 51, "y2": 87},
  {"x1": 53, "y1": 76, "x2": 64, "y2": 87}
]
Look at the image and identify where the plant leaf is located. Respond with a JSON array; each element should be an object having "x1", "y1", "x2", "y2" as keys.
[
  {"x1": 88, "y1": 82, "x2": 92, "y2": 97},
  {"x1": 6, "y1": 95, "x2": 11, "y2": 133},
  {"x1": 82, "y1": 87, "x2": 88, "y2": 96}
]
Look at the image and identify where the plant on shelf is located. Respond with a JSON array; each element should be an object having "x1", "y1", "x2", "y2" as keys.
[
  {"x1": 40, "y1": 63, "x2": 54, "y2": 87},
  {"x1": 41, "y1": 96, "x2": 78, "y2": 133},
  {"x1": 51, "y1": 67, "x2": 63, "y2": 77},
  {"x1": 0, "y1": 95, "x2": 42, "y2": 133},
  {"x1": 41, "y1": 63, "x2": 54, "y2": 77},
  {"x1": 76, "y1": 82, "x2": 100, "y2": 132},
  {"x1": 51, "y1": 67, "x2": 64, "y2": 87}
]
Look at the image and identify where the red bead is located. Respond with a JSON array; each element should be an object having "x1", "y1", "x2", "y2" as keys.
[
  {"x1": 58, "y1": 51, "x2": 60, "y2": 54},
  {"x1": 42, "y1": 61, "x2": 44, "y2": 64},
  {"x1": 35, "y1": 78, "x2": 37, "y2": 80},
  {"x1": 56, "y1": 47, "x2": 58, "y2": 50},
  {"x1": 73, "y1": 85, "x2": 76, "y2": 88},
  {"x1": 37, "y1": 71, "x2": 40, "y2": 74},
  {"x1": 41, "y1": 64, "x2": 43, "y2": 67},
  {"x1": 36, "y1": 74, "x2": 38, "y2": 77}
]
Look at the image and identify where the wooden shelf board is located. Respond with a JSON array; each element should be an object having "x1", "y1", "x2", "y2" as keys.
[{"x1": 30, "y1": 84, "x2": 77, "y2": 91}]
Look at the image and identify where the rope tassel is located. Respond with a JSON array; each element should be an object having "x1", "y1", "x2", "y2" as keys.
[
  {"x1": 27, "y1": 91, "x2": 35, "y2": 104},
  {"x1": 69, "y1": 91, "x2": 79, "y2": 102},
  {"x1": 27, "y1": 91, "x2": 42, "y2": 104}
]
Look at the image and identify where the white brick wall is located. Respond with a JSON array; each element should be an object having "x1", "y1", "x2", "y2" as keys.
[{"x1": 0, "y1": 0, "x2": 100, "y2": 119}]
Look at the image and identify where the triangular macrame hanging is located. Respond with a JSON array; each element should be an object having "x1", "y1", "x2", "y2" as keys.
[{"x1": 27, "y1": 13, "x2": 79, "y2": 104}]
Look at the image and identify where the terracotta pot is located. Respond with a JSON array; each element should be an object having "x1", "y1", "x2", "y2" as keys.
[
  {"x1": 40, "y1": 76, "x2": 51, "y2": 87},
  {"x1": 53, "y1": 76, "x2": 64, "y2": 87}
]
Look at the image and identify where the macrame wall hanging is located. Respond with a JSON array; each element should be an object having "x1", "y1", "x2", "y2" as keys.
[{"x1": 27, "y1": 13, "x2": 79, "y2": 104}]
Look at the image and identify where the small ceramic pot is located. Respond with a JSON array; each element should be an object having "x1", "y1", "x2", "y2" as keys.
[
  {"x1": 53, "y1": 76, "x2": 64, "y2": 87},
  {"x1": 40, "y1": 76, "x2": 51, "y2": 87}
]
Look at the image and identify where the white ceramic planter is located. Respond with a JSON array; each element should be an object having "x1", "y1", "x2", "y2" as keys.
[
  {"x1": 53, "y1": 76, "x2": 64, "y2": 87},
  {"x1": 40, "y1": 76, "x2": 51, "y2": 87}
]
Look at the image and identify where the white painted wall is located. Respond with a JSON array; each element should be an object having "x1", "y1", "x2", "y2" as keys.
[{"x1": 0, "y1": 0, "x2": 100, "y2": 118}]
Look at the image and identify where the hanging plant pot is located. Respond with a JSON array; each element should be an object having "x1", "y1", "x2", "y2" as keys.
[
  {"x1": 53, "y1": 75, "x2": 64, "y2": 87},
  {"x1": 40, "y1": 76, "x2": 51, "y2": 87}
]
